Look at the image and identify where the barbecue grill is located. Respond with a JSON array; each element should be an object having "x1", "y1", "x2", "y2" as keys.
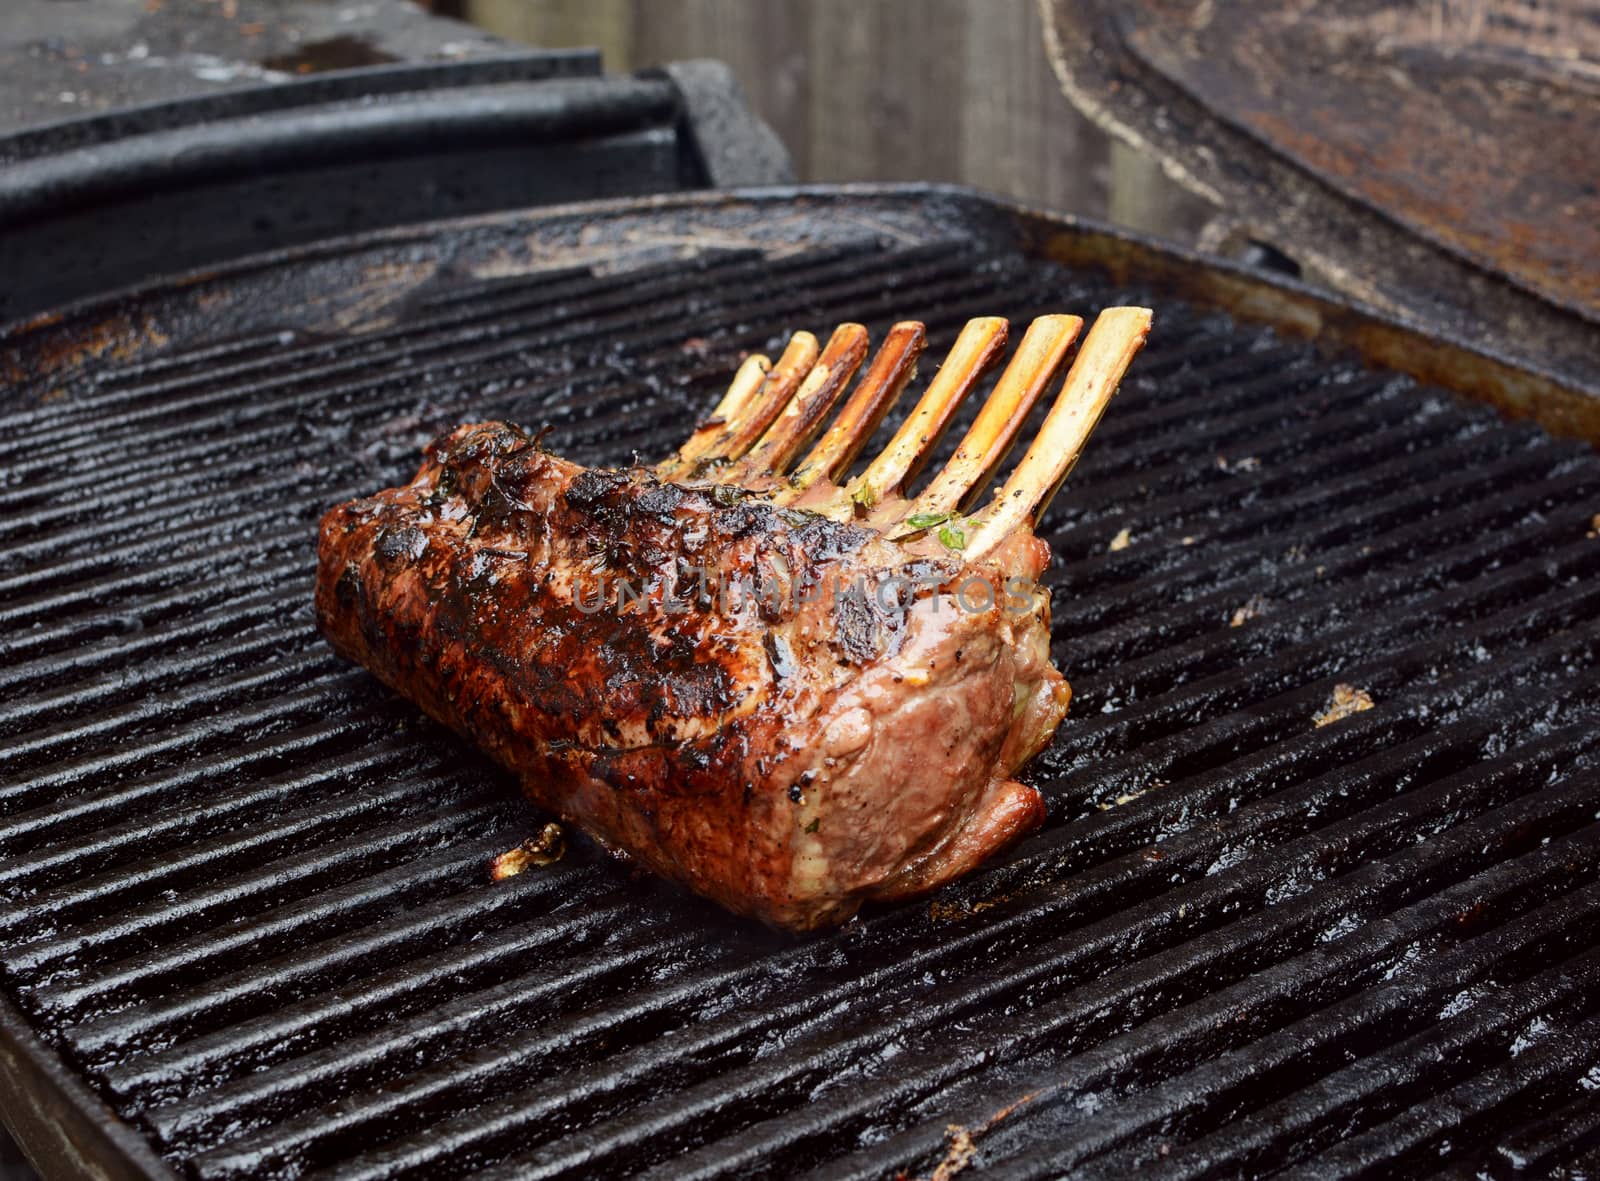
[
  {"x1": 4, "y1": 183, "x2": 1600, "y2": 1179},
  {"x1": 6, "y1": 0, "x2": 1600, "y2": 1175}
]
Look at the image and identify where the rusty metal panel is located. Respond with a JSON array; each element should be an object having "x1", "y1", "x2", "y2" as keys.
[{"x1": 1041, "y1": 0, "x2": 1600, "y2": 394}]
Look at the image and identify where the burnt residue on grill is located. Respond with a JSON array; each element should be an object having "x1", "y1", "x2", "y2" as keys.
[
  {"x1": 258, "y1": 37, "x2": 402, "y2": 76},
  {"x1": 1, "y1": 191, "x2": 1599, "y2": 1180}
]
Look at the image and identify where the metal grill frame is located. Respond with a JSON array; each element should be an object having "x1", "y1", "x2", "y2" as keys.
[{"x1": 1, "y1": 183, "x2": 1597, "y2": 1181}]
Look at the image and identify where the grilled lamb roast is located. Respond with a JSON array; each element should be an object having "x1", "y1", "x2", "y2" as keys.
[{"x1": 315, "y1": 309, "x2": 1150, "y2": 930}]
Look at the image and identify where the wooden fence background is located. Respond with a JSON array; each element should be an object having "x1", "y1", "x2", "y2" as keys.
[{"x1": 460, "y1": 0, "x2": 1212, "y2": 239}]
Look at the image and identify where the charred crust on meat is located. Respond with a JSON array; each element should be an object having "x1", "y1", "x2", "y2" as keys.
[
  {"x1": 765, "y1": 632, "x2": 797, "y2": 681},
  {"x1": 830, "y1": 588, "x2": 883, "y2": 665},
  {"x1": 333, "y1": 560, "x2": 362, "y2": 608}
]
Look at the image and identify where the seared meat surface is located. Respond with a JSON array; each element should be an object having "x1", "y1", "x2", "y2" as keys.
[
  {"x1": 317, "y1": 423, "x2": 1064, "y2": 930},
  {"x1": 315, "y1": 308, "x2": 1149, "y2": 929}
]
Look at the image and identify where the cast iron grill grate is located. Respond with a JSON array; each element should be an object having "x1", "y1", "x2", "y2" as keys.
[{"x1": 2, "y1": 220, "x2": 1599, "y2": 1180}]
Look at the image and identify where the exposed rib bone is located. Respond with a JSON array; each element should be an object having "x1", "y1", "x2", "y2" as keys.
[
  {"x1": 656, "y1": 308, "x2": 1144, "y2": 544},
  {"x1": 903, "y1": 314, "x2": 1082, "y2": 520},
  {"x1": 657, "y1": 332, "x2": 818, "y2": 480},
  {"x1": 783, "y1": 321, "x2": 926, "y2": 496},
  {"x1": 845, "y1": 316, "x2": 1008, "y2": 506},
  {"x1": 662, "y1": 353, "x2": 771, "y2": 475},
  {"x1": 732, "y1": 323, "x2": 870, "y2": 479},
  {"x1": 968, "y1": 306, "x2": 1152, "y2": 557}
]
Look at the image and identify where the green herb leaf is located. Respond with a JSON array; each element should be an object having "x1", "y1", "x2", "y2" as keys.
[
  {"x1": 779, "y1": 507, "x2": 817, "y2": 529},
  {"x1": 849, "y1": 482, "x2": 877, "y2": 510},
  {"x1": 803, "y1": 817, "x2": 820, "y2": 833},
  {"x1": 904, "y1": 510, "x2": 951, "y2": 530},
  {"x1": 937, "y1": 523, "x2": 967, "y2": 551}
]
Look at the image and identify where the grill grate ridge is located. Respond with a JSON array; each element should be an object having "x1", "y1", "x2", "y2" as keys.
[{"x1": 1, "y1": 224, "x2": 1597, "y2": 1180}]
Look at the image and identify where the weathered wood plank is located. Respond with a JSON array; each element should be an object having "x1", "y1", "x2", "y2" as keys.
[
  {"x1": 628, "y1": 0, "x2": 815, "y2": 178},
  {"x1": 956, "y1": 0, "x2": 1106, "y2": 213},
  {"x1": 463, "y1": 0, "x2": 1214, "y2": 236}
]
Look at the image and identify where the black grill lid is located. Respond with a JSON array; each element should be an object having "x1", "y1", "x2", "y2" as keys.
[
  {"x1": 0, "y1": 0, "x2": 792, "y2": 325},
  {"x1": 1, "y1": 187, "x2": 1598, "y2": 1179}
]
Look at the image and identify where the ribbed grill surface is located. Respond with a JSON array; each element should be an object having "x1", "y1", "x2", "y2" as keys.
[{"x1": 3, "y1": 233, "x2": 1599, "y2": 1181}]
